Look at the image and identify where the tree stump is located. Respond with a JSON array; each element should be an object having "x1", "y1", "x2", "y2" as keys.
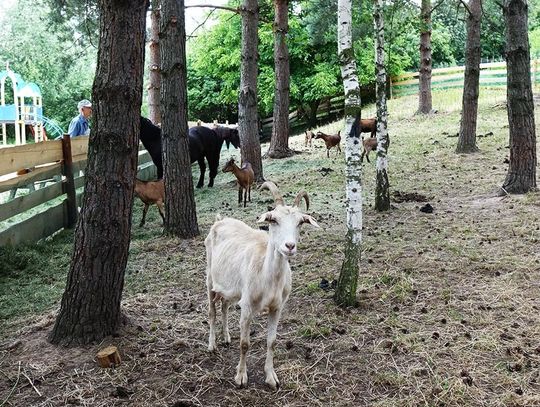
[{"x1": 96, "y1": 346, "x2": 121, "y2": 368}]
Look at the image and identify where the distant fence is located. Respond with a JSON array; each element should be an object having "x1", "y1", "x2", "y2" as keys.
[
  {"x1": 0, "y1": 137, "x2": 155, "y2": 246},
  {"x1": 391, "y1": 60, "x2": 540, "y2": 97}
]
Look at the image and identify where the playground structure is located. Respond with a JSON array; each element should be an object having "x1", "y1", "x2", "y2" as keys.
[{"x1": 0, "y1": 64, "x2": 45, "y2": 146}]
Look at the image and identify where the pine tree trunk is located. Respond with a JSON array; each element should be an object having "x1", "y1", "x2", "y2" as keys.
[
  {"x1": 501, "y1": 0, "x2": 537, "y2": 194},
  {"x1": 374, "y1": 0, "x2": 390, "y2": 212},
  {"x1": 418, "y1": 0, "x2": 433, "y2": 114},
  {"x1": 48, "y1": 0, "x2": 148, "y2": 346},
  {"x1": 334, "y1": 0, "x2": 362, "y2": 308},
  {"x1": 160, "y1": 0, "x2": 199, "y2": 237},
  {"x1": 457, "y1": 0, "x2": 482, "y2": 154},
  {"x1": 266, "y1": 0, "x2": 294, "y2": 159},
  {"x1": 239, "y1": 0, "x2": 264, "y2": 182},
  {"x1": 148, "y1": 0, "x2": 162, "y2": 126}
]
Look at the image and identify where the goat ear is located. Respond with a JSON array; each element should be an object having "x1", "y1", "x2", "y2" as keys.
[
  {"x1": 257, "y1": 212, "x2": 274, "y2": 223},
  {"x1": 302, "y1": 215, "x2": 320, "y2": 228}
]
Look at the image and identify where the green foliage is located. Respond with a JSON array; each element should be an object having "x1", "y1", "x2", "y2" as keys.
[{"x1": 0, "y1": 0, "x2": 96, "y2": 130}]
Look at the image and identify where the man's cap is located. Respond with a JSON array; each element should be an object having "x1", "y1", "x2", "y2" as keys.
[{"x1": 77, "y1": 99, "x2": 92, "y2": 110}]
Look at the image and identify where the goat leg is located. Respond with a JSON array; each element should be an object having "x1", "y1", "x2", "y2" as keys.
[
  {"x1": 157, "y1": 201, "x2": 165, "y2": 224},
  {"x1": 264, "y1": 309, "x2": 282, "y2": 390},
  {"x1": 140, "y1": 204, "x2": 149, "y2": 227},
  {"x1": 197, "y1": 158, "x2": 206, "y2": 188},
  {"x1": 221, "y1": 300, "x2": 231, "y2": 344},
  {"x1": 238, "y1": 186, "x2": 243, "y2": 206},
  {"x1": 235, "y1": 308, "x2": 252, "y2": 388},
  {"x1": 207, "y1": 288, "x2": 218, "y2": 351}
]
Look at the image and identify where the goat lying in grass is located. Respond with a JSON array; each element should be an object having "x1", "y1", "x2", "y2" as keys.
[
  {"x1": 134, "y1": 178, "x2": 165, "y2": 227},
  {"x1": 222, "y1": 157, "x2": 254, "y2": 207},
  {"x1": 205, "y1": 181, "x2": 320, "y2": 389},
  {"x1": 314, "y1": 130, "x2": 341, "y2": 158},
  {"x1": 361, "y1": 137, "x2": 378, "y2": 163}
]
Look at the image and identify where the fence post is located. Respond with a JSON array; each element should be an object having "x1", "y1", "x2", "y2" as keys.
[{"x1": 62, "y1": 133, "x2": 78, "y2": 228}]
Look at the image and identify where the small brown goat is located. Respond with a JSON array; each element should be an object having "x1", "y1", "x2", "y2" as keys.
[
  {"x1": 134, "y1": 178, "x2": 165, "y2": 227},
  {"x1": 315, "y1": 131, "x2": 341, "y2": 158},
  {"x1": 304, "y1": 130, "x2": 314, "y2": 147},
  {"x1": 361, "y1": 137, "x2": 378, "y2": 163},
  {"x1": 360, "y1": 118, "x2": 377, "y2": 138},
  {"x1": 222, "y1": 158, "x2": 255, "y2": 207}
]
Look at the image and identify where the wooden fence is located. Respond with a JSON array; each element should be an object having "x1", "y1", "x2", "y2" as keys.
[
  {"x1": 390, "y1": 60, "x2": 540, "y2": 97},
  {"x1": 0, "y1": 137, "x2": 154, "y2": 246}
]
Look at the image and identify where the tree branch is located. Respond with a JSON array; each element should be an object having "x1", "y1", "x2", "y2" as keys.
[
  {"x1": 430, "y1": 0, "x2": 445, "y2": 14},
  {"x1": 458, "y1": 0, "x2": 472, "y2": 16},
  {"x1": 185, "y1": 4, "x2": 241, "y2": 14}
]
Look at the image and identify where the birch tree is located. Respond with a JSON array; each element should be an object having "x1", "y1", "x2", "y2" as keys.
[
  {"x1": 160, "y1": 0, "x2": 199, "y2": 237},
  {"x1": 456, "y1": 0, "x2": 482, "y2": 154},
  {"x1": 501, "y1": 0, "x2": 537, "y2": 194},
  {"x1": 374, "y1": 0, "x2": 390, "y2": 211},
  {"x1": 334, "y1": 0, "x2": 363, "y2": 307}
]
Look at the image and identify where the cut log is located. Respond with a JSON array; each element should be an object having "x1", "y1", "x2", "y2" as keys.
[{"x1": 96, "y1": 346, "x2": 121, "y2": 368}]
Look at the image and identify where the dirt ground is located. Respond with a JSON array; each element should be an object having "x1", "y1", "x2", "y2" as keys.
[{"x1": 1, "y1": 90, "x2": 539, "y2": 406}]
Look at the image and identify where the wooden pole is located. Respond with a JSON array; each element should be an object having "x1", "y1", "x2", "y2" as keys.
[{"x1": 62, "y1": 134, "x2": 78, "y2": 228}]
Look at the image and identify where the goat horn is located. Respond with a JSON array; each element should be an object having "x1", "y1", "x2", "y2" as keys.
[
  {"x1": 259, "y1": 181, "x2": 284, "y2": 206},
  {"x1": 293, "y1": 190, "x2": 310, "y2": 210}
]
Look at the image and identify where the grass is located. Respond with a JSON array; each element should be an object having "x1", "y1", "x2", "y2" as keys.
[{"x1": 1, "y1": 87, "x2": 540, "y2": 406}]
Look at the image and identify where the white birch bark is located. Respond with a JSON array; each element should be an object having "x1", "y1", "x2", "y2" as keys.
[
  {"x1": 334, "y1": 0, "x2": 363, "y2": 307},
  {"x1": 374, "y1": 0, "x2": 390, "y2": 211}
]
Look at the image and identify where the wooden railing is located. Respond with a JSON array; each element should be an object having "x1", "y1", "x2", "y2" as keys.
[
  {"x1": 0, "y1": 137, "x2": 155, "y2": 246},
  {"x1": 390, "y1": 60, "x2": 540, "y2": 97}
]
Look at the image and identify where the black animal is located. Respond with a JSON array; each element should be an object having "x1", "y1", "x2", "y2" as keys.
[{"x1": 139, "y1": 117, "x2": 240, "y2": 188}]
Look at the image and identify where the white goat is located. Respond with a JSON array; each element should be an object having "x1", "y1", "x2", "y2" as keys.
[{"x1": 205, "y1": 181, "x2": 320, "y2": 389}]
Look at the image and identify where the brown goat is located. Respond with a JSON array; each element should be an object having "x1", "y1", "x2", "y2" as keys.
[
  {"x1": 360, "y1": 118, "x2": 377, "y2": 138},
  {"x1": 222, "y1": 158, "x2": 255, "y2": 207},
  {"x1": 304, "y1": 130, "x2": 314, "y2": 147},
  {"x1": 361, "y1": 137, "x2": 378, "y2": 163},
  {"x1": 134, "y1": 178, "x2": 165, "y2": 227},
  {"x1": 314, "y1": 131, "x2": 341, "y2": 158}
]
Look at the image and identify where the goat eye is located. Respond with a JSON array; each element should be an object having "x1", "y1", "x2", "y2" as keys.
[{"x1": 268, "y1": 218, "x2": 277, "y2": 224}]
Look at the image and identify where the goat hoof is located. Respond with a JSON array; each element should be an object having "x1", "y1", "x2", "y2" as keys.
[
  {"x1": 196, "y1": 185, "x2": 203, "y2": 189},
  {"x1": 265, "y1": 373, "x2": 280, "y2": 390},
  {"x1": 235, "y1": 372, "x2": 248, "y2": 388}
]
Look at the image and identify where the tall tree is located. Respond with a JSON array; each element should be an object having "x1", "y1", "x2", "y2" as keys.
[
  {"x1": 418, "y1": 0, "x2": 433, "y2": 114},
  {"x1": 238, "y1": 0, "x2": 264, "y2": 181},
  {"x1": 501, "y1": 0, "x2": 537, "y2": 194},
  {"x1": 148, "y1": 0, "x2": 162, "y2": 126},
  {"x1": 160, "y1": 0, "x2": 200, "y2": 237},
  {"x1": 266, "y1": 0, "x2": 295, "y2": 158},
  {"x1": 374, "y1": 0, "x2": 390, "y2": 211},
  {"x1": 334, "y1": 0, "x2": 363, "y2": 307},
  {"x1": 456, "y1": 0, "x2": 482, "y2": 154},
  {"x1": 48, "y1": 0, "x2": 148, "y2": 345}
]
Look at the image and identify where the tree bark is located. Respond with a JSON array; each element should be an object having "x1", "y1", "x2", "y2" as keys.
[
  {"x1": 266, "y1": 0, "x2": 294, "y2": 158},
  {"x1": 238, "y1": 0, "x2": 264, "y2": 182},
  {"x1": 418, "y1": 0, "x2": 433, "y2": 114},
  {"x1": 148, "y1": 0, "x2": 162, "y2": 126},
  {"x1": 160, "y1": 0, "x2": 199, "y2": 237},
  {"x1": 48, "y1": 0, "x2": 148, "y2": 346},
  {"x1": 457, "y1": 0, "x2": 482, "y2": 154},
  {"x1": 374, "y1": 0, "x2": 390, "y2": 212},
  {"x1": 334, "y1": 0, "x2": 362, "y2": 308},
  {"x1": 501, "y1": 0, "x2": 537, "y2": 194}
]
